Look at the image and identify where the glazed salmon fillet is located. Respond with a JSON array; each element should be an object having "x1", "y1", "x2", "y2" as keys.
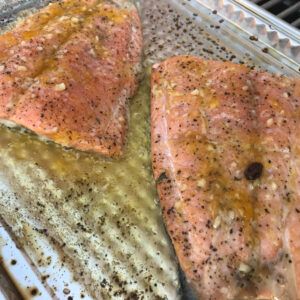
[
  {"x1": 151, "y1": 56, "x2": 300, "y2": 299},
  {"x1": 0, "y1": 0, "x2": 142, "y2": 157}
]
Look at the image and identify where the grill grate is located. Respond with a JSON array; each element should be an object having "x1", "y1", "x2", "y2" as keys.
[{"x1": 250, "y1": 0, "x2": 300, "y2": 28}]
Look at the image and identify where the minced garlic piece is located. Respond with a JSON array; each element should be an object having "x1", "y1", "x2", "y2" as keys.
[
  {"x1": 283, "y1": 92, "x2": 289, "y2": 98},
  {"x1": 197, "y1": 178, "x2": 206, "y2": 188},
  {"x1": 17, "y1": 65, "x2": 27, "y2": 72},
  {"x1": 228, "y1": 210, "x2": 235, "y2": 220},
  {"x1": 89, "y1": 49, "x2": 96, "y2": 57},
  {"x1": 266, "y1": 118, "x2": 274, "y2": 127},
  {"x1": 238, "y1": 263, "x2": 251, "y2": 273},
  {"x1": 71, "y1": 17, "x2": 79, "y2": 23},
  {"x1": 54, "y1": 83, "x2": 66, "y2": 91},
  {"x1": 271, "y1": 182, "x2": 278, "y2": 191},
  {"x1": 213, "y1": 216, "x2": 221, "y2": 229},
  {"x1": 191, "y1": 89, "x2": 200, "y2": 95}
]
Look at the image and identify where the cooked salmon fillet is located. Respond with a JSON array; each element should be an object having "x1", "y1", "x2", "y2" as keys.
[
  {"x1": 0, "y1": 0, "x2": 142, "y2": 157},
  {"x1": 151, "y1": 55, "x2": 300, "y2": 300}
]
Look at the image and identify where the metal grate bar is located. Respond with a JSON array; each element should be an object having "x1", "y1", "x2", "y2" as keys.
[
  {"x1": 262, "y1": 0, "x2": 282, "y2": 10},
  {"x1": 277, "y1": 2, "x2": 300, "y2": 19},
  {"x1": 249, "y1": 0, "x2": 300, "y2": 28},
  {"x1": 292, "y1": 17, "x2": 300, "y2": 28}
]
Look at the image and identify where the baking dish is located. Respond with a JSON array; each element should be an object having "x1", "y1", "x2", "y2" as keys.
[{"x1": 0, "y1": 0, "x2": 299, "y2": 299}]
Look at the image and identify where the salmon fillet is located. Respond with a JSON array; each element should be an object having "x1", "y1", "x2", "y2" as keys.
[
  {"x1": 0, "y1": 0, "x2": 142, "y2": 157},
  {"x1": 151, "y1": 55, "x2": 300, "y2": 300}
]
